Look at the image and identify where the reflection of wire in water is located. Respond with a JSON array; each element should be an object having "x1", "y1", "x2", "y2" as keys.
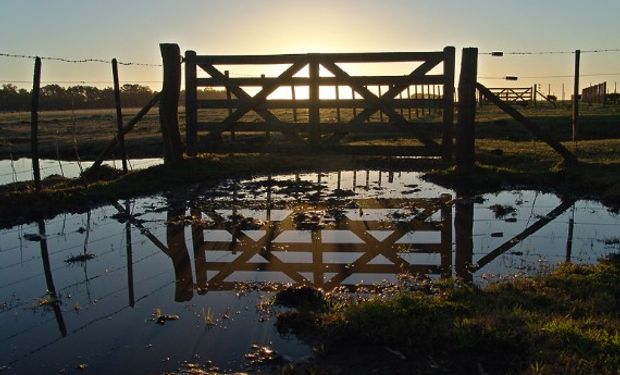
[
  {"x1": 0, "y1": 250, "x2": 166, "y2": 340},
  {"x1": 0, "y1": 247, "x2": 162, "y2": 317},
  {"x1": 1, "y1": 209, "x2": 122, "y2": 255},
  {"x1": 524, "y1": 191, "x2": 539, "y2": 228},
  {"x1": 0, "y1": 222, "x2": 124, "y2": 271},
  {"x1": 0, "y1": 231, "x2": 126, "y2": 289},
  {"x1": 2, "y1": 278, "x2": 175, "y2": 369}
]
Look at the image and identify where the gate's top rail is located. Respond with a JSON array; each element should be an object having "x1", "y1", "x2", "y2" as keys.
[{"x1": 191, "y1": 51, "x2": 444, "y2": 65}]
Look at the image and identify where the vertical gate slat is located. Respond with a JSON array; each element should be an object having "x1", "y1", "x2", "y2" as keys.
[{"x1": 185, "y1": 50, "x2": 198, "y2": 156}]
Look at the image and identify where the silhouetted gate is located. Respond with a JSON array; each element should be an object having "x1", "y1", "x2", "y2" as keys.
[{"x1": 184, "y1": 48, "x2": 455, "y2": 158}]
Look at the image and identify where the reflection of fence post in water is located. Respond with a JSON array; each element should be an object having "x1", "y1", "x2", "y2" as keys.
[
  {"x1": 191, "y1": 208, "x2": 207, "y2": 293},
  {"x1": 165, "y1": 203, "x2": 193, "y2": 302},
  {"x1": 125, "y1": 200, "x2": 135, "y2": 307},
  {"x1": 38, "y1": 219, "x2": 67, "y2": 336},
  {"x1": 566, "y1": 204, "x2": 575, "y2": 263},
  {"x1": 454, "y1": 195, "x2": 474, "y2": 282},
  {"x1": 440, "y1": 194, "x2": 453, "y2": 277}
]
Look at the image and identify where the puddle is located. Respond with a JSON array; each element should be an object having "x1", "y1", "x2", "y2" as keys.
[
  {"x1": 1, "y1": 170, "x2": 619, "y2": 374},
  {"x1": 0, "y1": 158, "x2": 163, "y2": 185}
]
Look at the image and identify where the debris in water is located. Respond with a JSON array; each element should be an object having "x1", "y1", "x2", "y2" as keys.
[
  {"x1": 76, "y1": 363, "x2": 88, "y2": 371},
  {"x1": 23, "y1": 233, "x2": 46, "y2": 242},
  {"x1": 489, "y1": 204, "x2": 517, "y2": 219},
  {"x1": 384, "y1": 346, "x2": 406, "y2": 360},
  {"x1": 244, "y1": 344, "x2": 281, "y2": 366},
  {"x1": 152, "y1": 307, "x2": 180, "y2": 325},
  {"x1": 65, "y1": 253, "x2": 96, "y2": 263},
  {"x1": 274, "y1": 285, "x2": 326, "y2": 311},
  {"x1": 157, "y1": 314, "x2": 180, "y2": 325}
]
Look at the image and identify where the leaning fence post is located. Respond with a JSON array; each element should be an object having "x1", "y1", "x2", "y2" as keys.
[
  {"x1": 112, "y1": 58, "x2": 128, "y2": 173},
  {"x1": 456, "y1": 48, "x2": 478, "y2": 172},
  {"x1": 30, "y1": 57, "x2": 42, "y2": 191},
  {"x1": 159, "y1": 43, "x2": 184, "y2": 164}
]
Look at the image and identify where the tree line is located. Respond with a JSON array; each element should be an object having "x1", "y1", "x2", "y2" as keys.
[{"x1": 0, "y1": 83, "x2": 226, "y2": 111}]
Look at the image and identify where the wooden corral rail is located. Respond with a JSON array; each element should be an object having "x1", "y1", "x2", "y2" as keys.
[{"x1": 184, "y1": 48, "x2": 456, "y2": 159}]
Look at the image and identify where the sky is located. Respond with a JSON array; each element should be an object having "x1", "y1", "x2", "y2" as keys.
[{"x1": 1, "y1": 0, "x2": 619, "y2": 96}]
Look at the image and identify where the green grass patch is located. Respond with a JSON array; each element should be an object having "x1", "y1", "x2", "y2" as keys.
[{"x1": 284, "y1": 256, "x2": 620, "y2": 374}]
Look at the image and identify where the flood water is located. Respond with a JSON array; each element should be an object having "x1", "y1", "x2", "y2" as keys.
[
  {"x1": 0, "y1": 158, "x2": 163, "y2": 186},
  {"x1": 1, "y1": 170, "x2": 619, "y2": 374}
]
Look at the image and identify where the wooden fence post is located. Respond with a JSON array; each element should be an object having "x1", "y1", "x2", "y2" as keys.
[
  {"x1": 112, "y1": 58, "x2": 128, "y2": 173},
  {"x1": 184, "y1": 50, "x2": 197, "y2": 156},
  {"x1": 159, "y1": 43, "x2": 184, "y2": 164},
  {"x1": 456, "y1": 48, "x2": 478, "y2": 171},
  {"x1": 30, "y1": 57, "x2": 42, "y2": 191},
  {"x1": 442, "y1": 46, "x2": 455, "y2": 162},
  {"x1": 572, "y1": 49, "x2": 580, "y2": 144}
]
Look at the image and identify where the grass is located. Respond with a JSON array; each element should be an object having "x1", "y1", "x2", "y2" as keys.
[
  {"x1": 281, "y1": 255, "x2": 620, "y2": 374},
  {"x1": 1, "y1": 103, "x2": 620, "y2": 226}
]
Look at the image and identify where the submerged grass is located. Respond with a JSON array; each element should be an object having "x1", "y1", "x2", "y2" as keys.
[{"x1": 284, "y1": 255, "x2": 620, "y2": 374}]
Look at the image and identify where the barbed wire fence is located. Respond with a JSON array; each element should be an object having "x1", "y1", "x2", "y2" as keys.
[
  {"x1": 0, "y1": 48, "x2": 619, "y2": 188},
  {"x1": 0, "y1": 53, "x2": 169, "y2": 188}
]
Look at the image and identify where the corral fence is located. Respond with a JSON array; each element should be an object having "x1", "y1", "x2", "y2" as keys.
[
  {"x1": 478, "y1": 87, "x2": 534, "y2": 106},
  {"x1": 582, "y1": 82, "x2": 607, "y2": 104},
  {"x1": 183, "y1": 47, "x2": 455, "y2": 159},
  {"x1": 477, "y1": 84, "x2": 557, "y2": 107}
]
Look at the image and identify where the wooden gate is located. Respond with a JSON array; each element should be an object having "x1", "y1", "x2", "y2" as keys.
[
  {"x1": 184, "y1": 48, "x2": 455, "y2": 158},
  {"x1": 478, "y1": 87, "x2": 533, "y2": 106}
]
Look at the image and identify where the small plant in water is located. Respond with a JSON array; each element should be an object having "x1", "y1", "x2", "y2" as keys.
[
  {"x1": 202, "y1": 307, "x2": 215, "y2": 326},
  {"x1": 37, "y1": 292, "x2": 59, "y2": 307}
]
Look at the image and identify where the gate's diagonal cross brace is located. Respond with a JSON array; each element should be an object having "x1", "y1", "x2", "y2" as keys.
[
  {"x1": 321, "y1": 60, "x2": 442, "y2": 152},
  {"x1": 345, "y1": 59, "x2": 442, "y2": 125},
  {"x1": 198, "y1": 61, "x2": 306, "y2": 139},
  {"x1": 477, "y1": 83, "x2": 577, "y2": 164}
]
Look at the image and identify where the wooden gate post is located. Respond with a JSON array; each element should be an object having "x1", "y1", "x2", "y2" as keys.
[
  {"x1": 456, "y1": 48, "x2": 478, "y2": 171},
  {"x1": 159, "y1": 43, "x2": 184, "y2": 164},
  {"x1": 442, "y1": 46, "x2": 456, "y2": 161},
  {"x1": 31, "y1": 57, "x2": 42, "y2": 191}
]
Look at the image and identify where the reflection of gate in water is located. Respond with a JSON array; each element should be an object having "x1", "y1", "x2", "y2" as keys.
[{"x1": 190, "y1": 195, "x2": 453, "y2": 292}]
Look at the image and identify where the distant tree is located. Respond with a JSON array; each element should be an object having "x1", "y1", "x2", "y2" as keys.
[
  {"x1": 0, "y1": 84, "x2": 29, "y2": 111},
  {"x1": 120, "y1": 84, "x2": 154, "y2": 107},
  {"x1": 40, "y1": 84, "x2": 69, "y2": 110}
]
